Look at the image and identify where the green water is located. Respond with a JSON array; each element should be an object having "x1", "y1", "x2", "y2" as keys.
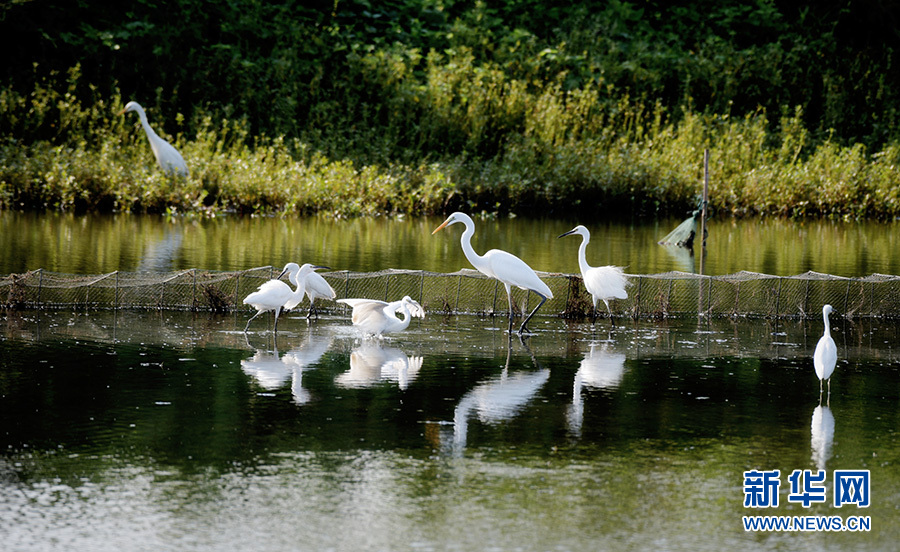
[
  {"x1": 1, "y1": 310, "x2": 898, "y2": 551},
  {"x1": 2, "y1": 211, "x2": 899, "y2": 277}
]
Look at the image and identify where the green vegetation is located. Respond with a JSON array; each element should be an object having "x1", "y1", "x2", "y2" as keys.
[{"x1": 2, "y1": 1, "x2": 900, "y2": 219}]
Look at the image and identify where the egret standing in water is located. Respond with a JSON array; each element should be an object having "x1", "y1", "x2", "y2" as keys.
[
  {"x1": 302, "y1": 267, "x2": 336, "y2": 319},
  {"x1": 120, "y1": 101, "x2": 189, "y2": 176},
  {"x1": 433, "y1": 212, "x2": 552, "y2": 335},
  {"x1": 242, "y1": 263, "x2": 324, "y2": 333},
  {"x1": 814, "y1": 304, "x2": 837, "y2": 397},
  {"x1": 558, "y1": 225, "x2": 629, "y2": 322},
  {"x1": 337, "y1": 295, "x2": 425, "y2": 337}
]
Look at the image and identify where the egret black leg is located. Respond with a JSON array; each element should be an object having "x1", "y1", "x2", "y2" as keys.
[
  {"x1": 273, "y1": 306, "x2": 282, "y2": 334},
  {"x1": 244, "y1": 311, "x2": 262, "y2": 333},
  {"x1": 506, "y1": 286, "x2": 515, "y2": 333},
  {"x1": 518, "y1": 293, "x2": 547, "y2": 335}
]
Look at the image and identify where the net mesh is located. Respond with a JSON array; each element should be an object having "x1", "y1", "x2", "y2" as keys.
[{"x1": 2, "y1": 268, "x2": 899, "y2": 319}]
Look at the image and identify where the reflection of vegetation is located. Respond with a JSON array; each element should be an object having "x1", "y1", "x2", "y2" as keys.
[{"x1": 3, "y1": 1, "x2": 900, "y2": 219}]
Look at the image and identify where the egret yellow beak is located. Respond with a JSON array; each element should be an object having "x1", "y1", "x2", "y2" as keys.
[{"x1": 432, "y1": 219, "x2": 451, "y2": 234}]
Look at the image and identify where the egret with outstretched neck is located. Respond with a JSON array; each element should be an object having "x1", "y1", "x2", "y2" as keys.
[
  {"x1": 120, "y1": 101, "x2": 189, "y2": 176},
  {"x1": 337, "y1": 295, "x2": 425, "y2": 337},
  {"x1": 432, "y1": 212, "x2": 552, "y2": 335},
  {"x1": 558, "y1": 225, "x2": 629, "y2": 322},
  {"x1": 814, "y1": 304, "x2": 837, "y2": 397},
  {"x1": 242, "y1": 263, "x2": 324, "y2": 333}
]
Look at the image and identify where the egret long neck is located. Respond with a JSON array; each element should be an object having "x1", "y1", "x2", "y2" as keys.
[
  {"x1": 577, "y1": 235, "x2": 592, "y2": 276},
  {"x1": 459, "y1": 223, "x2": 485, "y2": 270},
  {"x1": 134, "y1": 107, "x2": 162, "y2": 141},
  {"x1": 823, "y1": 311, "x2": 831, "y2": 337},
  {"x1": 396, "y1": 304, "x2": 412, "y2": 331}
]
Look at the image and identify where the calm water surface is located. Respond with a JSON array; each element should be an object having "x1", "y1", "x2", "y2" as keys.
[
  {"x1": 2, "y1": 310, "x2": 899, "y2": 551},
  {"x1": 2, "y1": 211, "x2": 899, "y2": 277}
]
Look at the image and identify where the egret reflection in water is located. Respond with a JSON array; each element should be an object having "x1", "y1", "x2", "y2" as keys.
[
  {"x1": 335, "y1": 342, "x2": 423, "y2": 390},
  {"x1": 448, "y1": 337, "x2": 550, "y2": 454},
  {"x1": 567, "y1": 342, "x2": 627, "y2": 436},
  {"x1": 811, "y1": 404, "x2": 835, "y2": 470},
  {"x1": 241, "y1": 330, "x2": 334, "y2": 403}
]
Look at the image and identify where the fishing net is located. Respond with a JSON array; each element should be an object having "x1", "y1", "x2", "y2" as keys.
[{"x1": 3, "y1": 268, "x2": 899, "y2": 319}]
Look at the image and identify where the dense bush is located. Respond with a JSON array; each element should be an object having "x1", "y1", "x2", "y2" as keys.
[{"x1": 2, "y1": 1, "x2": 900, "y2": 219}]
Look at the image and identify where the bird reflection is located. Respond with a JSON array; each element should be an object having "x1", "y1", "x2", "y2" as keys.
[
  {"x1": 567, "y1": 342, "x2": 627, "y2": 437},
  {"x1": 241, "y1": 347, "x2": 292, "y2": 390},
  {"x1": 810, "y1": 404, "x2": 835, "y2": 471},
  {"x1": 241, "y1": 331, "x2": 333, "y2": 404},
  {"x1": 135, "y1": 227, "x2": 183, "y2": 273},
  {"x1": 335, "y1": 343, "x2": 423, "y2": 390},
  {"x1": 448, "y1": 337, "x2": 550, "y2": 454}
]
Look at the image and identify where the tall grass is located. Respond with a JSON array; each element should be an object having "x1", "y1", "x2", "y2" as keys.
[{"x1": 2, "y1": 60, "x2": 900, "y2": 220}]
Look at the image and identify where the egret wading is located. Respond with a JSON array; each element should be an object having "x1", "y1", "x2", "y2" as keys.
[
  {"x1": 120, "y1": 101, "x2": 189, "y2": 176},
  {"x1": 242, "y1": 263, "x2": 324, "y2": 333},
  {"x1": 813, "y1": 304, "x2": 837, "y2": 397},
  {"x1": 302, "y1": 268, "x2": 336, "y2": 319},
  {"x1": 432, "y1": 212, "x2": 552, "y2": 335},
  {"x1": 337, "y1": 295, "x2": 425, "y2": 337},
  {"x1": 558, "y1": 225, "x2": 629, "y2": 322}
]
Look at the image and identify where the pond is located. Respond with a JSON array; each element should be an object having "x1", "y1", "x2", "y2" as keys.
[
  {"x1": 2, "y1": 211, "x2": 900, "y2": 277},
  {"x1": 1, "y1": 310, "x2": 898, "y2": 551}
]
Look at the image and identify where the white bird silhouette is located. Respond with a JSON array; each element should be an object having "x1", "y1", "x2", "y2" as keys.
[
  {"x1": 813, "y1": 304, "x2": 837, "y2": 397},
  {"x1": 558, "y1": 225, "x2": 629, "y2": 322},
  {"x1": 120, "y1": 101, "x2": 189, "y2": 176},
  {"x1": 433, "y1": 212, "x2": 552, "y2": 335},
  {"x1": 302, "y1": 268, "x2": 336, "y2": 319},
  {"x1": 242, "y1": 263, "x2": 324, "y2": 333},
  {"x1": 337, "y1": 295, "x2": 425, "y2": 337}
]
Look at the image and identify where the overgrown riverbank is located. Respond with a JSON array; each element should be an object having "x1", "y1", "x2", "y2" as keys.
[{"x1": 3, "y1": 1, "x2": 900, "y2": 219}]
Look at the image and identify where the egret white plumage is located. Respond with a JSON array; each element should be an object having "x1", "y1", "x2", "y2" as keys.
[
  {"x1": 558, "y1": 225, "x2": 629, "y2": 322},
  {"x1": 432, "y1": 212, "x2": 552, "y2": 335},
  {"x1": 120, "y1": 101, "x2": 189, "y2": 176},
  {"x1": 301, "y1": 267, "x2": 336, "y2": 318},
  {"x1": 337, "y1": 295, "x2": 425, "y2": 337},
  {"x1": 813, "y1": 304, "x2": 837, "y2": 396},
  {"x1": 242, "y1": 263, "x2": 323, "y2": 333}
]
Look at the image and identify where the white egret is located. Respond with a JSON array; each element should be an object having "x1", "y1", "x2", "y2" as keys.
[
  {"x1": 432, "y1": 212, "x2": 553, "y2": 335},
  {"x1": 813, "y1": 304, "x2": 837, "y2": 396},
  {"x1": 337, "y1": 295, "x2": 425, "y2": 337},
  {"x1": 120, "y1": 101, "x2": 189, "y2": 176},
  {"x1": 558, "y1": 225, "x2": 629, "y2": 322},
  {"x1": 242, "y1": 263, "x2": 323, "y2": 333},
  {"x1": 302, "y1": 268, "x2": 336, "y2": 319}
]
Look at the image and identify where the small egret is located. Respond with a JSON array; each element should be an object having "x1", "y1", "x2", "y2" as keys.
[
  {"x1": 432, "y1": 212, "x2": 552, "y2": 335},
  {"x1": 242, "y1": 263, "x2": 324, "y2": 333},
  {"x1": 813, "y1": 304, "x2": 837, "y2": 396},
  {"x1": 337, "y1": 295, "x2": 425, "y2": 337},
  {"x1": 302, "y1": 268, "x2": 336, "y2": 319},
  {"x1": 120, "y1": 101, "x2": 189, "y2": 176},
  {"x1": 558, "y1": 225, "x2": 629, "y2": 322}
]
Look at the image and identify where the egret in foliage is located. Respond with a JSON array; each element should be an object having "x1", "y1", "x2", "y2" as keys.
[
  {"x1": 558, "y1": 225, "x2": 629, "y2": 322},
  {"x1": 814, "y1": 304, "x2": 837, "y2": 397},
  {"x1": 242, "y1": 263, "x2": 324, "y2": 333},
  {"x1": 120, "y1": 101, "x2": 189, "y2": 176},
  {"x1": 432, "y1": 212, "x2": 552, "y2": 335},
  {"x1": 302, "y1": 268, "x2": 336, "y2": 319},
  {"x1": 337, "y1": 295, "x2": 425, "y2": 337}
]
